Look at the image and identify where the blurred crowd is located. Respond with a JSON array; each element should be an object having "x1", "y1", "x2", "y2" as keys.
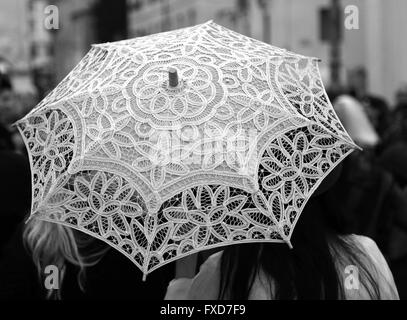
[
  {"x1": 0, "y1": 73, "x2": 37, "y2": 152},
  {"x1": 325, "y1": 67, "x2": 407, "y2": 298},
  {"x1": 0, "y1": 72, "x2": 34, "y2": 250},
  {"x1": 1, "y1": 61, "x2": 407, "y2": 298}
]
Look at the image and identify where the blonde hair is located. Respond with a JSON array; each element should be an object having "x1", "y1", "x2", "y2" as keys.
[{"x1": 23, "y1": 218, "x2": 109, "y2": 299}]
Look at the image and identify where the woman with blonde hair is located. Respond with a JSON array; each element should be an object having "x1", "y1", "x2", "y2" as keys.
[{"x1": 0, "y1": 209, "x2": 174, "y2": 300}]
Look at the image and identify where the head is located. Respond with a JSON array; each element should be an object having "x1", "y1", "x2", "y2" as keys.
[
  {"x1": 218, "y1": 168, "x2": 382, "y2": 300},
  {"x1": 333, "y1": 95, "x2": 379, "y2": 148},
  {"x1": 0, "y1": 72, "x2": 11, "y2": 91},
  {"x1": 395, "y1": 83, "x2": 407, "y2": 109},
  {"x1": 347, "y1": 67, "x2": 367, "y2": 98},
  {"x1": 23, "y1": 218, "x2": 109, "y2": 299},
  {"x1": 0, "y1": 74, "x2": 20, "y2": 125}
]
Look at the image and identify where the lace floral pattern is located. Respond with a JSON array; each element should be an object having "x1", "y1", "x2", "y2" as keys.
[
  {"x1": 17, "y1": 21, "x2": 357, "y2": 278},
  {"x1": 17, "y1": 110, "x2": 74, "y2": 212}
]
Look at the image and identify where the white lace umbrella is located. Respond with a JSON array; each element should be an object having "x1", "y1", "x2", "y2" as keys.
[{"x1": 16, "y1": 21, "x2": 358, "y2": 280}]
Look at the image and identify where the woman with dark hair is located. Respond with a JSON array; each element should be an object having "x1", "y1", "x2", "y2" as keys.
[{"x1": 165, "y1": 167, "x2": 399, "y2": 300}]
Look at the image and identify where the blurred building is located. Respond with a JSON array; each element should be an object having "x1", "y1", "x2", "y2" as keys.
[
  {"x1": 127, "y1": 0, "x2": 268, "y2": 41},
  {"x1": 50, "y1": 0, "x2": 96, "y2": 83},
  {"x1": 0, "y1": 0, "x2": 35, "y2": 94},
  {"x1": 264, "y1": 0, "x2": 407, "y2": 105},
  {"x1": 22, "y1": 0, "x2": 407, "y2": 106},
  {"x1": 50, "y1": 0, "x2": 128, "y2": 82},
  {"x1": 28, "y1": 0, "x2": 54, "y2": 72},
  {"x1": 267, "y1": 0, "x2": 407, "y2": 106},
  {"x1": 27, "y1": 0, "x2": 55, "y2": 98}
]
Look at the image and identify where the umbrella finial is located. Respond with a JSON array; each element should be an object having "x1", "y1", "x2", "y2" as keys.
[{"x1": 168, "y1": 67, "x2": 179, "y2": 87}]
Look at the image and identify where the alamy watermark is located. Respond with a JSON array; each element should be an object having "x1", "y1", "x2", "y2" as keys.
[
  {"x1": 44, "y1": 264, "x2": 60, "y2": 290},
  {"x1": 344, "y1": 265, "x2": 360, "y2": 290},
  {"x1": 43, "y1": 263, "x2": 361, "y2": 292},
  {"x1": 42, "y1": 4, "x2": 360, "y2": 32},
  {"x1": 130, "y1": 123, "x2": 260, "y2": 177},
  {"x1": 344, "y1": 5, "x2": 359, "y2": 30},
  {"x1": 44, "y1": 5, "x2": 59, "y2": 30}
]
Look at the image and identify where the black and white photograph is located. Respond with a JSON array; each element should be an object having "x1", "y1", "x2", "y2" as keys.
[{"x1": 0, "y1": 0, "x2": 406, "y2": 312}]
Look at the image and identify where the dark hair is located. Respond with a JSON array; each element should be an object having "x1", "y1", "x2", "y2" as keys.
[{"x1": 218, "y1": 193, "x2": 381, "y2": 300}]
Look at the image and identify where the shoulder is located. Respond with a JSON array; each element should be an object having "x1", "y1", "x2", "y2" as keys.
[
  {"x1": 345, "y1": 234, "x2": 386, "y2": 268},
  {"x1": 349, "y1": 234, "x2": 377, "y2": 251},
  {"x1": 165, "y1": 251, "x2": 223, "y2": 300},
  {"x1": 200, "y1": 251, "x2": 223, "y2": 271},
  {"x1": 165, "y1": 277, "x2": 194, "y2": 300},
  {"x1": 186, "y1": 251, "x2": 223, "y2": 299},
  {"x1": 347, "y1": 235, "x2": 385, "y2": 264},
  {"x1": 343, "y1": 234, "x2": 399, "y2": 299}
]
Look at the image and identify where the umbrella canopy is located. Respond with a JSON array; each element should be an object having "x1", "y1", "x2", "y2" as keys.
[{"x1": 16, "y1": 21, "x2": 358, "y2": 279}]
